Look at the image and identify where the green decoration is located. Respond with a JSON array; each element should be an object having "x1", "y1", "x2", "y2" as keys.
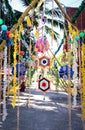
[
  {"x1": 79, "y1": 32, "x2": 84, "y2": 37},
  {"x1": 0, "y1": 18, "x2": 3, "y2": 25},
  {"x1": 71, "y1": 0, "x2": 85, "y2": 23},
  {"x1": 70, "y1": 40, "x2": 74, "y2": 44}
]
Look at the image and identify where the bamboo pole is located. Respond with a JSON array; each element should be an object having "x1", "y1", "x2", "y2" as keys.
[{"x1": 0, "y1": 0, "x2": 40, "y2": 52}]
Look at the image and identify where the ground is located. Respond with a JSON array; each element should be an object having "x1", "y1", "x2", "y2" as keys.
[{"x1": 0, "y1": 82, "x2": 83, "y2": 130}]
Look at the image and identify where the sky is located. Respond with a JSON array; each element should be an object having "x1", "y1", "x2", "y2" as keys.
[{"x1": 10, "y1": 0, "x2": 83, "y2": 12}]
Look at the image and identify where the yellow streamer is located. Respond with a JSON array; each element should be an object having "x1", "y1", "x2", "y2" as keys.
[
  {"x1": 12, "y1": 31, "x2": 17, "y2": 108},
  {"x1": 26, "y1": 16, "x2": 32, "y2": 27},
  {"x1": 81, "y1": 43, "x2": 85, "y2": 120}
]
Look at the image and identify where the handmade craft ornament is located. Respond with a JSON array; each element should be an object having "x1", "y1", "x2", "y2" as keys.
[
  {"x1": 38, "y1": 77, "x2": 50, "y2": 92},
  {"x1": 38, "y1": 55, "x2": 51, "y2": 68},
  {"x1": 35, "y1": 36, "x2": 49, "y2": 53}
]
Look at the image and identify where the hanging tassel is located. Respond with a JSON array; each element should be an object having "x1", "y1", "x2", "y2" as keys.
[{"x1": 26, "y1": 16, "x2": 32, "y2": 27}]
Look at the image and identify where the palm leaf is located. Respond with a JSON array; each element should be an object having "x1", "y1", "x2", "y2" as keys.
[
  {"x1": 47, "y1": 18, "x2": 64, "y2": 29},
  {"x1": 45, "y1": 25, "x2": 60, "y2": 41}
]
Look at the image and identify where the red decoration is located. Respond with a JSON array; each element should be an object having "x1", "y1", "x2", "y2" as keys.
[
  {"x1": 38, "y1": 77, "x2": 50, "y2": 92},
  {"x1": 19, "y1": 51, "x2": 24, "y2": 55}
]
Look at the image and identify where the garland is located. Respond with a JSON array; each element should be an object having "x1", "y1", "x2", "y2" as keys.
[
  {"x1": 72, "y1": 42, "x2": 78, "y2": 106},
  {"x1": 12, "y1": 31, "x2": 17, "y2": 108},
  {"x1": 2, "y1": 46, "x2": 8, "y2": 121},
  {"x1": 81, "y1": 43, "x2": 85, "y2": 120}
]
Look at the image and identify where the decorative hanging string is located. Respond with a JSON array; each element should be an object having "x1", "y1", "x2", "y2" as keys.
[
  {"x1": 68, "y1": 24, "x2": 78, "y2": 107},
  {"x1": 2, "y1": 46, "x2": 8, "y2": 121},
  {"x1": 72, "y1": 41, "x2": 78, "y2": 107},
  {"x1": 16, "y1": 27, "x2": 21, "y2": 130},
  {"x1": 12, "y1": 31, "x2": 17, "y2": 108},
  {"x1": 67, "y1": 34, "x2": 72, "y2": 130},
  {"x1": 28, "y1": 9, "x2": 34, "y2": 108},
  {"x1": 0, "y1": 56, "x2": 2, "y2": 120},
  {"x1": 81, "y1": 43, "x2": 85, "y2": 120}
]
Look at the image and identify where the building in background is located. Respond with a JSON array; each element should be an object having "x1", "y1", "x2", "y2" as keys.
[{"x1": 66, "y1": 7, "x2": 85, "y2": 30}]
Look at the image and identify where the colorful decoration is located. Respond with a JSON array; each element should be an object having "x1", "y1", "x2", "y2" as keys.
[
  {"x1": 1, "y1": 25, "x2": 7, "y2": 31},
  {"x1": 1, "y1": 30, "x2": 12, "y2": 47},
  {"x1": 12, "y1": 63, "x2": 26, "y2": 78},
  {"x1": 72, "y1": 43, "x2": 78, "y2": 106},
  {"x1": 81, "y1": 43, "x2": 85, "y2": 120},
  {"x1": 79, "y1": 31, "x2": 84, "y2": 38},
  {"x1": 59, "y1": 65, "x2": 74, "y2": 79},
  {"x1": 38, "y1": 77, "x2": 50, "y2": 92},
  {"x1": 12, "y1": 31, "x2": 17, "y2": 108},
  {"x1": 26, "y1": 16, "x2": 32, "y2": 27},
  {"x1": 19, "y1": 51, "x2": 24, "y2": 55},
  {"x1": 35, "y1": 36, "x2": 49, "y2": 53},
  {"x1": 38, "y1": 55, "x2": 50, "y2": 68},
  {"x1": 2, "y1": 46, "x2": 8, "y2": 121},
  {"x1": 0, "y1": 18, "x2": 3, "y2": 25}
]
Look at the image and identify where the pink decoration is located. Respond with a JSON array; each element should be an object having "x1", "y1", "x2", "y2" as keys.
[
  {"x1": 35, "y1": 36, "x2": 49, "y2": 53},
  {"x1": 19, "y1": 75, "x2": 25, "y2": 81}
]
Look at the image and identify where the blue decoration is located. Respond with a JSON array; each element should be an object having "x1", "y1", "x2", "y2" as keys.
[
  {"x1": 59, "y1": 65, "x2": 74, "y2": 79},
  {"x1": 1, "y1": 31, "x2": 8, "y2": 40},
  {"x1": 53, "y1": 61, "x2": 57, "y2": 67},
  {"x1": 75, "y1": 36, "x2": 79, "y2": 41},
  {"x1": 55, "y1": 39, "x2": 63, "y2": 54},
  {"x1": 12, "y1": 63, "x2": 26, "y2": 77},
  {"x1": 6, "y1": 38, "x2": 12, "y2": 47},
  {"x1": 1, "y1": 31, "x2": 12, "y2": 47},
  {"x1": 1, "y1": 25, "x2": 7, "y2": 31}
]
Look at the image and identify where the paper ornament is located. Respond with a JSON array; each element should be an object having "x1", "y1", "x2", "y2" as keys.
[
  {"x1": 38, "y1": 77, "x2": 50, "y2": 92},
  {"x1": 38, "y1": 56, "x2": 50, "y2": 68}
]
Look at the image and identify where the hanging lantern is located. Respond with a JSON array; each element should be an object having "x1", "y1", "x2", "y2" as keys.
[
  {"x1": 0, "y1": 18, "x2": 3, "y2": 25},
  {"x1": 1, "y1": 25, "x2": 7, "y2": 31}
]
